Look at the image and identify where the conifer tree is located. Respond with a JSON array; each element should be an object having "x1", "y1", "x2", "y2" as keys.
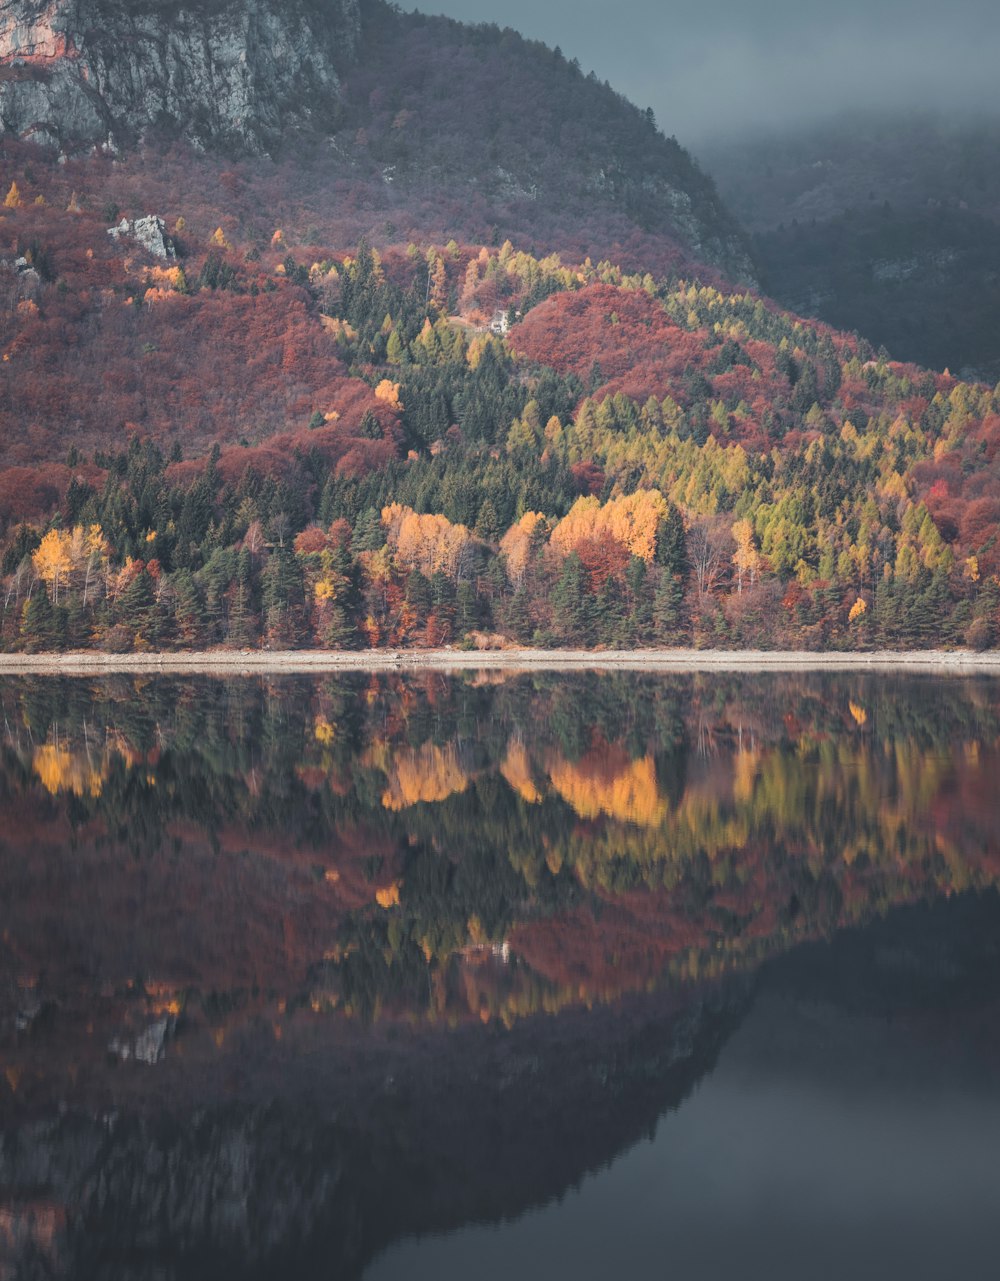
[
  {"x1": 21, "y1": 590, "x2": 64, "y2": 652},
  {"x1": 552, "y1": 553, "x2": 591, "y2": 646}
]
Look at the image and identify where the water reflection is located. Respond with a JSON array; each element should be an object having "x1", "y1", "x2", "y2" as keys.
[{"x1": 0, "y1": 671, "x2": 999, "y2": 1278}]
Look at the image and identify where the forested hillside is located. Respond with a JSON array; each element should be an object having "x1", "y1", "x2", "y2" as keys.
[
  {"x1": 1, "y1": 12, "x2": 999, "y2": 653},
  {"x1": 1, "y1": 141, "x2": 999, "y2": 653}
]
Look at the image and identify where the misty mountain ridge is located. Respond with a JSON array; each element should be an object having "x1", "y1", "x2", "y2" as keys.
[
  {"x1": 701, "y1": 109, "x2": 1000, "y2": 233},
  {"x1": 703, "y1": 109, "x2": 1000, "y2": 379}
]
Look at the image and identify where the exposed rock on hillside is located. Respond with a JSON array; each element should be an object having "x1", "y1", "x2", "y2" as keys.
[
  {"x1": 107, "y1": 212, "x2": 175, "y2": 257},
  {"x1": 0, "y1": 0, "x2": 362, "y2": 151},
  {"x1": 0, "y1": 0, "x2": 755, "y2": 283}
]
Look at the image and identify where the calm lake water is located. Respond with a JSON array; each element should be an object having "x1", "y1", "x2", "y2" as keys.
[{"x1": 1, "y1": 670, "x2": 999, "y2": 1280}]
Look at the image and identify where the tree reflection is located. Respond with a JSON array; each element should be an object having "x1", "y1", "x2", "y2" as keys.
[{"x1": 1, "y1": 672, "x2": 999, "y2": 1278}]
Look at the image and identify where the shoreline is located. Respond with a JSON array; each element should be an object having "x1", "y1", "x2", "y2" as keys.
[{"x1": 0, "y1": 648, "x2": 999, "y2": 675}]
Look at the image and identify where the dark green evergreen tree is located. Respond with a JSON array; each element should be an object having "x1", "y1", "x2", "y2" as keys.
[
  {"x1": 20, "y1": 590, "x2": 66, "y2": 652},
  {"x1": 552, "y1": 553, "x2": 591, "y2": 646}
]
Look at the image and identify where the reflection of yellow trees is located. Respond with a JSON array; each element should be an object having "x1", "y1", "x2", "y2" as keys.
[
  {"x1": 30, "y1": 725, "x2": 158, "y2": 798},
  {"x1": 375, "y1": 882, "x2": 402, "y2": 909},
  {"x1": 314, "y1": 716, "x2": 336, "y2": 745},
  {"x1": 104, "y1": 729, "x2": 144, "y2": 772},
  {"x1": 498, "y1": 738, "x2": 671, "y2": 827},
  {"x1": 319, "y1": 711, "x2": 1000, "y2": 1029},
  {"x1": 327, "y1": 729, "x2": 1000, "y2": 1029},
  {"x1": 375, "y1": 741, "x2": 470, "y2": 811},
  {"x1": 500, "y1": 740, "x2": 543, "y2": 804},
  {"x1": 732, "y1": 748, "x2": 759, "y2": 804},
  {"x1": 568, "y1": 800, "x2": 750, "y2": 893},
  {"x1": 533, "y1": 735, "x2": 987, "y2": 906},
  {"x1": 32, "y1": 745, "x2": 105, "y2": 798},
  {"x1": 548, "y1": 752, "x2": 670, "y2": 828}
]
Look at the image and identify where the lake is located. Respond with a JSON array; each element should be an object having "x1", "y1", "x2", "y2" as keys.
[{"x1": 1, "y1": 670, "x2": 999, "y2": 1279}]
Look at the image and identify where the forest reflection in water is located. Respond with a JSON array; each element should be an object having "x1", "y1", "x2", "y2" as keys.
[{"x1": 1, "y1": 669, "x2": 999, "y2": 1280}]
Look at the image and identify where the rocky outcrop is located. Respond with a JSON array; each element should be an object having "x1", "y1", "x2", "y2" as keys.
[
  {"x1": 0, "y1": 0, "x2": 362, "y2": 151},
  {"x1": 107, "y1": 213, "x2": 176, "y2": 258}
]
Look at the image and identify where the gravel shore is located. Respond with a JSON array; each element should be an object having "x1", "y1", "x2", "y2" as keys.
[{"x1": 0, "y1": 648, "x2": 998, "y2": 675}]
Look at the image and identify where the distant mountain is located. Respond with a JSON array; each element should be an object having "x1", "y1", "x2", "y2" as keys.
[
  {"x1": 753, "y1": 204, "x2": 1000, "y2": 382},
  {"x1": 702, "y1": 112, "x2": 1000, "y2": 379},
  {"x1": 701, "y1": 111, "x2": 1000, "y2": 233}
]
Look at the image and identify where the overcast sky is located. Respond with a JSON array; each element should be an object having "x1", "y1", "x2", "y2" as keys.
[{"x1": 418, "y1": 0, "x2": 1000, "y2": 145}]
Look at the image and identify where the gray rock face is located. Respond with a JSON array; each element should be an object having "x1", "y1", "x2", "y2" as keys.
[
  {"x1": 0, "y1": 0, "x2": 362, "y2": 152},
  {"x1": 108, "y1": 213, "x2": 175, "y2": 258}
]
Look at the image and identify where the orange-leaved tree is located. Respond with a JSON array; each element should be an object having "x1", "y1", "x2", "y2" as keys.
[
  {"x1": 382, "y1": 504, "x2": 478, "y2": 580},
  {"x1": 500, "y1": 512, "x2": 550, "y2": 587},
  {"x1": 550, "y1": 490, "x2": 669, "y2": 563}
]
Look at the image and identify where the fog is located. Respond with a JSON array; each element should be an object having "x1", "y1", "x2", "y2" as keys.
[{"x1": 419, "y1": 0, "x2": 1000, "y2": 145}]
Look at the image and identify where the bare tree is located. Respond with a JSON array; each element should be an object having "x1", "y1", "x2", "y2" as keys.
[{"x1": 688, "y1": 516, "x2": 732, "y2": 597}]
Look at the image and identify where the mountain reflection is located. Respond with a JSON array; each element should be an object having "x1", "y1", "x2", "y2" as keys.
[{"x1": 0, "y1": 671, "x2": 999, "y2": 1279}]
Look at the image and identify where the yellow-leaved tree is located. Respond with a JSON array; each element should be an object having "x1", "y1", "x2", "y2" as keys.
[
  {"x1": 32, "y1": 524, "x2": 108, "y2": 605},
  {"x1": 499, "y1": 512, "x2": 550, "y2": 587},
  {"x1": 374, "y1": 379, "x2": 402, "y2": 411},
  {"x1": 382, "y1": 504, "x2": 477, "y2": 580},
  {"x1": 550, "y1": 490, "x2": 669, "y2": 562},
  {"x1": 32, "y1": 530, "x2": 73, "y2": 603},
  {"x1": 731, "y1": 518, "x2": 762, "y2": 594}
]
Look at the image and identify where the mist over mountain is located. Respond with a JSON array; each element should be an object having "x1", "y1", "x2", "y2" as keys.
[
  {"x1": 702, "y1": 110, "x2": 1000, "y2": 379},
  {"x1": 701, "y1": 110, "x2": 1000, "y2": 235},
  {"x1": 426, "y1": 0, "x2": 1000, "y2": 146}
]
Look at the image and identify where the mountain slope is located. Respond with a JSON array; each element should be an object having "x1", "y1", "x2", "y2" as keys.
[
  {"x1": 339, "y1": 2, "x2": 754, "y2": 283},
  {"x1": 0, "y1": 8, "x2": 998, "y2": 654},
  {"x1": 0, "y1": 0, "x2": 755, "y2": 283}
]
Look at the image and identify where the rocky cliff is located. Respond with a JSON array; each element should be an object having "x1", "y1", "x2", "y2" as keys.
[
  {"x1": 0, "y1": 0, "x2": 756, "y2": 283},
  {"x1": 0, "y1": 0, "x2": 362, "y2": 151}
]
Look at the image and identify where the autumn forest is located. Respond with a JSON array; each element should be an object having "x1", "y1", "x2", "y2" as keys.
[{"x1": 1, "y1": 5, "x2": 999, "y2": 655}]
